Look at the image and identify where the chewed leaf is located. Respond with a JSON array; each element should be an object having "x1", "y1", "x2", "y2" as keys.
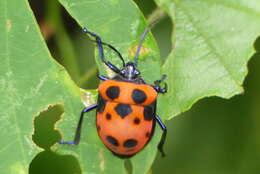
[
  {"x1": 0, "y1": 0, "x2": 85, "y2": 172},
  {"x1": 1, "y1": 0, "x2": 259, "y2": 173}
]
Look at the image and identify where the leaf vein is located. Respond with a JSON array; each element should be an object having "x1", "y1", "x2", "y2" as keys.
[
  {"x1": 4, "y1": 0, "x2": 27, "y2": 167},
  {"x1": 177, "y1": 3, "x2": 240, "y2": 87}
]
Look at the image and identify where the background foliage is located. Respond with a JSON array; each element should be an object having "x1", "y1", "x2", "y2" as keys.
[{"x1": 0, "y1": 0, "x2": 259, "y2": 173}]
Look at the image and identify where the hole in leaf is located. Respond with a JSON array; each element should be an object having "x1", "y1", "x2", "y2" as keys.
[
  {"x1": 29, "y1": 150, "x2": 81, "y2": 174},
  {"x1": 32, "y1": 104, "x2": 63, "y2": 150},
  {"x1": 253, "y1": 36, "x2": 260, "y2": 52},
  {"x1": 31, "y1": 104, "x2": 81, "y2": 174}
]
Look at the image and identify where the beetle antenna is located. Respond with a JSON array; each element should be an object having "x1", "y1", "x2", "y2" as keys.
[
  {"x1": 90, "y1": 40, "x2": 125, "y2": 67},
  {"x1": 134, "y1": 21, "x2": 158, "y2": 66},
  {"x1": 83, "y1": 28, "x2": 105, "y2": 62},
  {"x1": 83, "y1": 28, "x2": 121, "y2": 73}
]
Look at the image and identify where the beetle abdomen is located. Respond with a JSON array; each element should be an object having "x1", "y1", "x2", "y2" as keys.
[{"x1": 96, "y1": 99, "x2": 155, "y2": 156}]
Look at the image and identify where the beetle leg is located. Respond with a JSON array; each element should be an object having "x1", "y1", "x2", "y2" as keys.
[
  {"x1": 154, "y1": 74, "x2": 167, "y2": 85},
  {"x1": 59, "y1": 104, "x2": 98, "y2": 145},
  {"x1": 98, "y1": 75, "x2": 109, "y2": 81},
  {"x1": 153, "y1": 83, "x2": 167, "y2": 94},
  {"x1": 153, "y1": 75, "x2": 167, "y2": 93},
  {"x1": 155, "y1": 115, "x2": 167, "y2": 157}
]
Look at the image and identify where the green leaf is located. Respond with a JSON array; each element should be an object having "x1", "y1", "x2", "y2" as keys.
[
  {"x1": 2, "y1": 0, "x2": 259, "y2": 173},
  {"x1": 0, "y1": 0, "x2": 85, "y2": 173},
  {"x1": 155, "y1": 0, "x2": 260, "y2": 119},
  {"x1": 1, "y1": 0, "x2": 93, "y2": 173}
]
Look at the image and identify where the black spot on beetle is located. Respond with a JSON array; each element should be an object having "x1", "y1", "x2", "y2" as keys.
[
  {"x1": 106, "y1": 136, "x2": 119, "y2": 146},
  {"x1": 115, "y1": 104, "x2": 132, "y2": 118},
  {"x1": 106, "y1": 86, "x2": 120, "y2": 100},
  {"x1": 133, "y1": 117, "x2": 140, "y2": 125},
  {"x1": 97, "y1": 97, "x2": 106, "y2": 113},
  {"x1": 132, "y1": 89, "x2": 147, "y2": 104},
  {"x1": 143, "y1": 106, "x2": 154, "y2": 120},
  {"x1": 106, "y1": 113, "x2": 112, "y2": 120},
  {"x1": 124, "y1": 139, "x2": 138, "y2": 148}
]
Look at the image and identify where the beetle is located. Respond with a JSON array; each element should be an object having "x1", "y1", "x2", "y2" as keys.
[{"x1": 59, "y1": 24, "x2": 167, "y2": 158}]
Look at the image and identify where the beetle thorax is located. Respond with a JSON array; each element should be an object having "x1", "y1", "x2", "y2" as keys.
[{"x1": 120, "y1": 62, "x2": 140, "y2": 80}]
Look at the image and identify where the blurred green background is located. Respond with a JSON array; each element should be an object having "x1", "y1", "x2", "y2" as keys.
[{"x1": 28, "y1": 0, "x2": 260, "y2": 173}]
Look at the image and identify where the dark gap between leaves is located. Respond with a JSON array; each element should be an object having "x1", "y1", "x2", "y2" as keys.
[
  {"x1": 28, "y1": 0, "x2": 99, "y2": 89},
  {"x1": 152, "y1": 16, "x2": 173, "y2": 63}
]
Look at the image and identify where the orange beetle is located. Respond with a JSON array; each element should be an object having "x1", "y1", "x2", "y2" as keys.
[{"x1": 59, "y1": 24, "x2": 167, "y2": 157}]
